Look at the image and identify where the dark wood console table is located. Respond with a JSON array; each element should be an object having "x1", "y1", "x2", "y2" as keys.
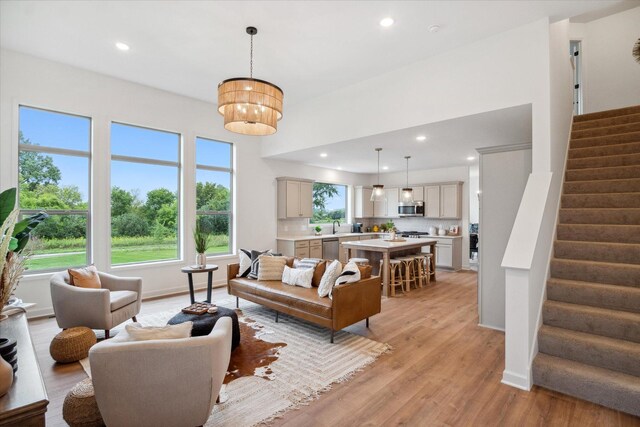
[{"x1": 0, "y1": 312, "x2": 48, "y2": 426}]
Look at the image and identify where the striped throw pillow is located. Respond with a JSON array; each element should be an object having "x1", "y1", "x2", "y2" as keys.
[{"x1": 257, "y1": 256, "x2": 287, "y2": 281}]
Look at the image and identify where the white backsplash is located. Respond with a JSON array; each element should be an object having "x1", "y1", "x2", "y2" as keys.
[
  {"x1": 278, "y1": 218, "x2": 352, "y2": 237},
  {"x1": 357, "y1": 217, "x2": 462, "y2": 235}
]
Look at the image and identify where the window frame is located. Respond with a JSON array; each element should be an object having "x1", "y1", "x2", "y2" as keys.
[
  {"x1": 109, "y1": 121, "x2": 182, "y2": 267},
  {"x1": 195, "y1": 136, "x2": 234, "y2": 256},
  {"x1": 17, "y1": 105, "x2": 92, "y2": 274},
  {"x1": 310, "y1": 181, "x2": 349, "y2": 225}
]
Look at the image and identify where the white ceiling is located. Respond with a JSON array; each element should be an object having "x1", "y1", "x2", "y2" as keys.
[
  {"x1": 1, "y1": 1, "x2": 635, "y2": 106},
  {"x1": 269, "y1": 104, "x2": 532, "y2": 173}
]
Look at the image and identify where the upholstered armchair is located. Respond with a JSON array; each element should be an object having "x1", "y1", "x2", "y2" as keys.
[
  {"x1": 89, "y1": 317, "x2": 233, "y2": 427},
  {"x1": 50, "y1": 270, "x2": 142, "y2": 338}
]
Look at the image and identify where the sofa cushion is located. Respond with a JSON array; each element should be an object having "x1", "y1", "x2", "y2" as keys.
[
  {"x1": 110, "y1": 290, "x2": 138, "y2": 312},
  {"x1": 230, "y1": 278, "x2": 332, "y2": 318}
]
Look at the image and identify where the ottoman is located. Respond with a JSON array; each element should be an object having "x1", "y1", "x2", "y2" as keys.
[
  {"x1": 63, "y1": 378, "x2": 104, "y2": 427},
  {"x1": 168, "y1": 306, "x2": 241, "y2": 349},
  {"x1": 50, "y1": 327, "x2": 97, "y2": 363}
]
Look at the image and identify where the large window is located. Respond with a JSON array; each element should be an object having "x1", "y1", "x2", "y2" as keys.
[
  {"x1": 311, "y1": 182, "x2": 347, "y2": 224},
  {"x1": 110, "y1": 123, "x2": 180, "y2": 265},
  {"x1": 18, "y1": 106, "x2": 91, "y2": 271},
  {"x1": 195, "y1": 137, "x2": 232, "y2": 255}
]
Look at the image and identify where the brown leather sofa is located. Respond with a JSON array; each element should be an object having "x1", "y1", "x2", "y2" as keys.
[{"x1": 227, "y1": 263, "x2": 381, "y2": 343}]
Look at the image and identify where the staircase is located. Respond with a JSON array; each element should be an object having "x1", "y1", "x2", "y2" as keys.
[{"x1": 532, "y1": 105, "x2": 640, "y2": 416}]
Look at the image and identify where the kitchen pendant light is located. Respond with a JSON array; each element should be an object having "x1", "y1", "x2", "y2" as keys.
[
  {"x1": 370, "y1": 148, "x2": 386, "y2": 202},
  {"x1": 217, "y1": 26, "x2": 283, "y2": 136},
  {"x1": 401, "y1": 156, "x2": 414, "y2": 203}
]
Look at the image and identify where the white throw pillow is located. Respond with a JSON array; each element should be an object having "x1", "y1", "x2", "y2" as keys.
[
  {"x1": 123, "y1": 321, "x2": 193, "y2": 341},
  {"x1": 318, "y1": 260, "x2": 342, "y2": 298},
  {"x1": 237, "y1": 249, "x2": 252, "y2": 277},
  {"x1": 330, "y1": 261, "x2": 362, "y2": 299},
  {"x1": 282, "y1": 265, "x2": 314, "y2": 288}
]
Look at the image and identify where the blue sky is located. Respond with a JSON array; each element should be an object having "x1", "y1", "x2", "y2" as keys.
[
  {"x1": 317, "y1": 183, "x2": 346, "y2": 211},
  {"x1": 19, "y1": 107, "x2": 232, "y2": 203}
]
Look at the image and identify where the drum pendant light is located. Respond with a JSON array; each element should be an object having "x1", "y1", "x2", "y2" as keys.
[
  {"x1": 370, "y1": 148, "x2": 386, "y2": 202},
  {"x1": 401, "y1": 156, "x2": 414, "y2": 203},
  {"x1": 217, "y1": 27, "x2": 284, "y2": 135}
]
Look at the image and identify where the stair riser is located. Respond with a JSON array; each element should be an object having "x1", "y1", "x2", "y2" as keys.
[
  {"x1": 557, "y1": 225, "x2": 640, "y2": 244},
  {"x1": 574, "y1": 105, "x2": 640, "y2": 122},
  {"x1": 547, "y1": 281, "x2": 640, "y2": 313},
  {"x1": 543, "y1": 303, "x2": 640, "y2": 343},
  {"x1": 572, "y1": 113, "x2": 640, "y2": 131},
  {"x1": 571, "y1": 122, "x2": 640, "y2": 140},
  {"x1": 538, "y1": 330, "x2": 640, "y2": 377},
  {"x1": 550, "y1": 259, "x2": 640, "y2": 287},
  {"x1": 532, "y1": 356, "x2": 640, "y2": 417},
  {"x1": 567, "y1": 153, "x2": 640, "y2": 170},
  {"x1": 568, "y1": 142, "x2": 640, "y2": 159},
  {"x1": 559, "y1": 209, "x2": 640, "y2": 225},
  {"x1": 554, "y1": 241, "x2": 640, "y2": 265},
  {"x1": 563, "y1": 179, "x2": 640, "y2": 194},
  {"x1": 569, "y1": 132, "x2": 640, "y2": 149},
  {"x1": 561, "y1": 193, "x2": 640, "y2": 208},
  {"x1": 566, "y1": 166, "x2": 640, "y2": 181}
]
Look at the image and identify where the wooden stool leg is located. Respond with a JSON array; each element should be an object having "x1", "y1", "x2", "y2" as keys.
[{"x1": 390, "y1": 264, "x2": 396, "y2": 297}]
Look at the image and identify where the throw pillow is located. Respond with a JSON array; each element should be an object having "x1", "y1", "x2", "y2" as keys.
[
  {"x1": 282, "y1": 265, "x2": 314, "y2": 288},
  {"x1": 257, "y1": 256, "x2": 288, "y2": 281},
  {"x1": 312, "y1": 260, "x2": 327, "y2": 287},
  {"x1": 294, "y1": 258, "x2": 321, "y2": 269},
  {"x1": 68, "y1": 265, "x2": 101, "y2": 289},
  {"x1": 237, "y1": 249, "x2": 252, "y2": 277},
  {"x1": 247, "y1": 249, "x2": 271, "y2": 279},
  {"x1": 318, "y1": 260, "x2": 342, "y2": 298},
  {"x1": 335, "y1": 261, "x2": 361, "y2": 286},
  {"x1": 124, "y1": 321, "x2": 192, "y2": 342}
]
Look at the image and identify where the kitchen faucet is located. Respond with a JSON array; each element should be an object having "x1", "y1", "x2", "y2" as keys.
[{"x1": 332, "y1": 220, "x2": 341, "y2": 234}]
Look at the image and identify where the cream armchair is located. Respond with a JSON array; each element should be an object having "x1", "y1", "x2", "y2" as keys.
[
  {"x1": 50, "y1": 270, "x2": 142, "y2": 338},
  {"x1": 89, "y1": 317, "x2": 232, "y2": 427}
]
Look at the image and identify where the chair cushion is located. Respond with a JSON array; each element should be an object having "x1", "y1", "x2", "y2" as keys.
[{"x1": 109, "y1": 291, "x2": 138, "y2": 312}]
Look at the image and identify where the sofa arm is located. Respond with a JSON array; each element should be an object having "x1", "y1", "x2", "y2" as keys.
[
  {"x1": 50, "y1": 281, "x2": 111, "y2": 329},
  {"x1": 331, "y1": 276, "x2": 382, "y2": 331},
  {"x1": 227, "y1": 263, "x2": 240, "y2": 282}
]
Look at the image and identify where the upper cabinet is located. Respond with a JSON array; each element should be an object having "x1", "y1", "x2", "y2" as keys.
[
  {"x1": 425, "y1": 182, "x2": 463, "y2": 219},
  {"x1": 355, "y1": 186, "x2": 374, "y2": 218},
  {"x1": 277, "y1": 178, "x2": 314, "y2": 219},
  {"x1": 385, "y1": 187, "x2": 399, "y2": 218},
  {"x1": 409, "y1": 186, "x2": 424, "y2": 202}
]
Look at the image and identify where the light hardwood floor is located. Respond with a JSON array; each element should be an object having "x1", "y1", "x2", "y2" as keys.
[{"x1": 28, "y1": 270, "x2": 640, "y2": 426}]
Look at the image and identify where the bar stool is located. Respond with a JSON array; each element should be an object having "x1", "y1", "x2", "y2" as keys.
[
  {"x1": 420, "y1": 253, "x2": 435, "y2": 283},
  {"x1": 378, "y1": 259, "x2": 404, "y2": 296},
  {"x1": 349, "y1": 258, "x2": 369, "y2": 266},
  {"x1": 412, "y1": 254, "x2": 427, "y2": 288},
  {"x1": 395, "y1": 256, "x2": 416, "y2": 292}
]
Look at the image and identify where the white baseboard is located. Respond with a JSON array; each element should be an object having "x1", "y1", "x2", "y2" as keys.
[
  {"x1": 502, "y1": 369, "x2": 531, "y2": 391},
  {"x1": 478, "y1": 322, "x2": 505, "y2": 332}
]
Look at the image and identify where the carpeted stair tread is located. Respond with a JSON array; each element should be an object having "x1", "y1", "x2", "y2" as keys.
[
  {"x1": 571, "y1": 121, "x2": 640, "y2": 140},
  {"x1": 572, "y1": 113, "x2": 640, "y2": 131},
  {"x1": 559, "y1": 208, "x2": 640, "y2": 225},
  {"x1": 566, "y1": 152, "x2": 640, "y2": 170},
  {"x1": 547, "y1": 278, "x2": 640, "y2": 313},
  {"x1": 554, "y1": 240, "x2": 640, "y2": 265},
  {"x1": 532, "y1": 353, "x2": 640, "y2": 417},
  {"x1": 568, "y1": 141, "x2": 640, "y2": 159},
  {"x1": 557, "y1": 223, "x2": 640, "y2": 244},
  {"x1": 563, "y1": 178, "x2": 640, "y2": 194},
  {"x1": 550, "y1": 258, "x2": 640, "y2": 287},
  {"x1": 565, "y1": 165, "x2": 640, "y2": 182},
  {"x1": 543, "y1": 300, "x2": 640, "y2": 343},
  {"x1": 574, "y1": 105, "x2": 640, "y2": 122},
  {"x1": 569, "y1": 131, "x2": 640, "y2": 149},
  {"x1": 561, "y1": 192, "x2": 640, "y2": 209},
  {"x1": 538, "y1": 325, "x2": 640, "y2": 377}
]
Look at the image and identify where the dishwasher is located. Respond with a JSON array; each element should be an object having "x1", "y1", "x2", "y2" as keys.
[{"x1": 322, "y1": 238, "x2": 339, "y2": 261}]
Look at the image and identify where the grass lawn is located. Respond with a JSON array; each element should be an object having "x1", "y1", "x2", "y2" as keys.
[{"x1": 26, "y1": 243, "x2": 230, "y2": 270}]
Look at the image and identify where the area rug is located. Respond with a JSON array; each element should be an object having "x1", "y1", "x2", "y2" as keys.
[{"x1": 79, "y1": 299, "x2": 391, "y2": 426}]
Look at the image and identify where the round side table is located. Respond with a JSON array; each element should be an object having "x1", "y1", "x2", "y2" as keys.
[{"x1": 181, "y1": 264, "x2": 219, "y2": 304}]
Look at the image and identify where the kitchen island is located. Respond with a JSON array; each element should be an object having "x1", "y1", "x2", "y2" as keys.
[{"x1": 342, "y1": 238, "x2": 437, "y2": 297}]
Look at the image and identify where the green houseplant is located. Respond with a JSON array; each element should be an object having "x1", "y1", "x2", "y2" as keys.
[
  {"x1": 193, "y1": 220, "x2": 211, "y2": 268},
  {"x1": 314, "y1": 226, "x2": 322, "y2": 236}
]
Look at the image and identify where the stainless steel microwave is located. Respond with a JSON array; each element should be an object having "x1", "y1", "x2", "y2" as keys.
[{"x1": 398, "y1": 201, "x2": 424, "y2": 217}]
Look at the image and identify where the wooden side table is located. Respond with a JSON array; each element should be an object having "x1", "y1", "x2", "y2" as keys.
[{"x1": 181, "y1": 264, "x2": 219, "y2": 304}]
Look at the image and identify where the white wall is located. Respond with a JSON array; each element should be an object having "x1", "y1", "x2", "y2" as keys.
[
  {"x1": 469, "y1": 165, "x2": 479, "y2": 225},
  {"x1": 0, "y1": 49, "x2": 366, "y2": 318},
  {"x1": 576, "y1": 7, "x2": 640, "y2": 113}
]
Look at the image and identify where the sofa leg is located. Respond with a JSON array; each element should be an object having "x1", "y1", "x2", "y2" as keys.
[
  {"x1": 366, "y1": 317, "x2": 369, "y2": 328},
  {"x1": 330, "y1": 329, "x2": 334, "y2": 344},
  {"x1": 236, "y1": 297, "x2": 239, "y2": 308},
  {"x1": 275, "y1": 311, "x2": 279, "y2": 323},
  {"x1": 132, "y1": 316, "x2": 137, "y2": 322},
  {"x1": 104, "y1": 330, "x2": 110, "y2": 339}
]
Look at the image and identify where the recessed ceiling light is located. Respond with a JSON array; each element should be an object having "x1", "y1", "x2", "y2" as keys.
[
  {"x1": 380, "y1": 17, "x2": 394, "y2": 27},
  {"x1": 320, "y1": 153, "x2": 328, "y2": 158},
  {"x1": 382, "y1": 166, "x2": 389, "y2": 170},
  {"x1": 467, "y1": 156, "x2": 475, "y2": 161},
  {"x1": 416, "y1": 135, "x2": 427, "y2": 141},
  {"x1": 115, "y1": 42, "x2": 130, "y2": 51},
  {"x1": 428, "y1": 24, "x2": 441, "y2": 33}
]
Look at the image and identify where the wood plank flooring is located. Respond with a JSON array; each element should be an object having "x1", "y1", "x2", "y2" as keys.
[{"x1": 27, "y1": 270, "x2": 640, "y2": 426}]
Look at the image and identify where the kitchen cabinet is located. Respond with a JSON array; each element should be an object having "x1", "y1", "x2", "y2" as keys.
[
  {"x1": 425, "y1": 185, "x2": 440, "y2": 218},
  {"x1": 372, "y1": 187, "x2": 399, "y2": 218},
  {"x1": 277, "y1": 177, "x2": 314, "y2": 219},
  {"x1": 309, "y1": 240, "x2": 322, "y2": 259},
  {"x1": 355, "y1": 186, "x2": 374, "y2": 218},
  {"x1": 423, "y1": 236, "x2": 462, "y2": 270},
  {"x1": 408, "y1": 186, "x2": 424, "y2": 202},
  {"x1": 424, "y1": 182, "x2": 463, "y2": 219}
]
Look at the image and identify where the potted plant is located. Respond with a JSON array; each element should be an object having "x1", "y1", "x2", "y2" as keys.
[
  {"x1": 314, "y1": 226, "x2": 322, "y2": 236},
  {"x1": 193, "y1": 220, "x2": 211, "y2": 268},
  {"x1": 385, "y1": 221, "x2": 396, "y2": 240}
]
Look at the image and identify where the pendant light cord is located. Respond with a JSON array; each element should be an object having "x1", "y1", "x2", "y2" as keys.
[
  {"x1": 249, "y1": 34, "x2": 254, "y2": 79},
  {"x1": 377, "y1": 150, "x2": 381, "y2": 184},
  {"x1": 406, "y1": 157, "x2": 409, "y2": 187}
]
